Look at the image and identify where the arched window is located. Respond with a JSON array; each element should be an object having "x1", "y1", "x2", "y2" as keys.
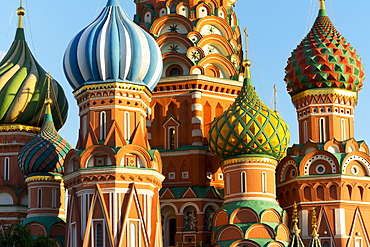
[
  {"x1": 96, "y1": 223, "x2": 103, "y2": 247},
  {"x1": 241, "y1": 172, "x2": 246, "y2": 193},
  {"x1": 144, "y1": 12, "x2": 151, "y2": 23},
  {"x1": 4, "y1": 157, "x2": 9, "y2": 181},
  {"x1": 37, "y1": 188, "x2": 42, "y2": 208},
  {"x1": 100, "y1": 111, "x2": 107, "y2": 140},
  {"x1": 168, "y1": 127, "x2": 176, "y2": 150},
  {"x1": 319, "y1": 118, "x2": 326, "y2": 143},
  {"x1": 124, "y1": 111, "x2": 130, "y2": 140},
  {"x1": 262, "y1": 172, "x2": 267, "y2": 193},
  {"x1": 52, "y1": 188, "x2": 57, "y2": 208},
  {"x1": 170, "y1": 3, "x2": 177, "y2": 14},
  {"x1": 341, "y1": 118, "x2": 346, "y2": 140},
  {"x1": 303, "y1": 120, "x2": 308, "y2": 143}
]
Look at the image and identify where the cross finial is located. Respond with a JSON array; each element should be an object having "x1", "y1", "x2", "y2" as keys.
[
  {"x1": 16, "y1": 0, "x2": 26, "y2": 28},
  {"x1": 243, "y1": 27, "x2": 249, "y2": 60}
]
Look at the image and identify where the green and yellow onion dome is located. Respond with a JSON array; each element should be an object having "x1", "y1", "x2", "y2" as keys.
[
  {"x1": 0, "y1": 7, "x2": 68, "y2": 130},
  {"x1": 18, "y1": 99, "x2": 71, "y2": 176},
  {"x1": 208, "y1": 62, "x2": 290, "y2": 160},
  {"x1": 284, "y1": 0, "x2": 365, "y2": 96}
]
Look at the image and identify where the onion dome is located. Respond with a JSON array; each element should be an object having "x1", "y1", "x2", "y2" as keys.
[
  {"x1": 285, "y1": 0, "x2": 365, "y2": 96},
  {"x1": 0, "y1": 5, "x2": 68, "y2": 129},
  {"x1": 63, "y1": 0, "x2": 162, "y2": 91},
  {"x1": 208, "y1": 61, "x2": 290, "y2": 160},
  {"x1": 18, "y1": 92, "x2": 71, "y2": 176}
]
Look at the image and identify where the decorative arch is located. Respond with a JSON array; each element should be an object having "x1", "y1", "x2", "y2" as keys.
[
  {"x1": 342, "y1": 153, "x2": 370, "y2": 175},
  {"x1": 116, "y1": 144, "x2": 154, "y2": 169},
  {"x1": 230, "y1": 207, "x2": 258, "y2": 224},
  {"x1": 275, "y1": 224, "x2": 290, "y2": 242},
  {"x1": 177, "y1": 3, "x2": 188, "y2": 17},
  {"x1": 213, "y1": 210, "x2": 228, "y2": 227},
  {"x1": 202, "y1": 202, "x2": 220, "y2": 213},
  {"x1": 278, "y1": 158, "x2": 297, "y2": 182},
  {"x1": 260, "y1": 209, "x2": 281, "y2": 223},
  {"x1": 150, "y1": 15, "x2": 193, "y2": 36},
  {"x1": 64, "y1": 149, "x2": 80, "y2": 174},
  {"x1": 161, "y1": 202, "x2": 179, "y2": 214},
  {"x1": 197, "y1": 34, "x2": 235, "y2": 56},
  {"x1": 195, "y1": 16, "x2": 233, "y2": 40},
  {"x1": 163, "y1": 53, "x2": 193, "y2": 76},
  {"x1": 79, "y1": 145, "x2": 116, "y2": 168},
  {"x1": 198, "y1": 54, "x2": 238, "y2": 78},
  {"x1": 301, "y1": 151, "x2": 338, "y2": 175},
  {"x1": 245, "y1": 223, "x2": 275, "y2": 239},
  {"x1": 196, "y1": 3, "x2": 210, "y2": 18},
  {"x1": 0, "y1": 192, "x2": 13, "y2": 205},
  {"x1": 157, "y1": 33, "x2": 194, "y2": 49},
  {"x1": 216, "y1": 224, "x2": 243, "y2": 242},
  {"x1": 179, "y1": 202, "x2": 201, "y2": 214}
]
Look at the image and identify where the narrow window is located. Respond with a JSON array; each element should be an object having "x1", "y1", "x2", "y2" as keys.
[
  {"x1": 303, "y1": 120, "x2": 308, "y2": 143},
  {"x1": 83, "y1": 115, "x2": 87, "y2": 137},
  {"x1": 170, "y1": 3, "x2": 177, "y2": 14},
  {"x1": 241, "y1": 172, "x2": 246, "y2": 193},
  {"x1": 52, "y1": 188, "x2": 57, "y2": 208},
  {"x1": 37, "y1": 188, "x2": 42, "y2": 208},
  {"x1": 226, "y1": 173, "x2": 230, "y2": 195},
  {"x1": 168, "y1": 127, "x2": 176, "y2": 150},
  {"x1": 4, "y1": 157, "x2": 9, "y2": 181},
  {"x1": 96, "y1": 223, "x2": 103, "y2": 247},
  {"x1": 319, "y1": 118, "x2": 326, "y2": 143},
  {"x1": 262, "y1": 172, "x2": 267, "y2": 193},
  {"x1": 341, "y1": 118, "x2": 346, "y2": 140},
  {"x1": 130, "y1": 223, "x2": 137, "y2": 247},
  {"x1": 124, "y1": 111, "x2": 130, "y2": 140},
  {"x1": 100, "y1": 111, "x2": 107, "y2": 140}
]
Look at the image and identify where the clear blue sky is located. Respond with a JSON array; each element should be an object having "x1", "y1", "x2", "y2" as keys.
[{"x1": 0, "y1": 0, "x2": 369, "y2": 147}]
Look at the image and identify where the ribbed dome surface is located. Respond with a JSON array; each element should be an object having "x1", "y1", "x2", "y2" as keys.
[
  {"x1": 63, "y1": 0, "x2": 162, "y2": 90},
  {"x1": 208, "y1": 76, "x2": 290, "y2": 160},
  {"x1": 18, "y1": 103, "x2": 71, "y2": 176},
  {"x1": 285, "y1": 6, "x2": 365, "y2": 96},
  {"x1": 0, "y1": 28, "x2": 68, "y2": 129}
]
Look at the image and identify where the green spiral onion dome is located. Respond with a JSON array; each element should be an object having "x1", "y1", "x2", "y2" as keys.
[
  {"x1": 285, "y1": 0, "x2": 365, "y2": 96},
  {"x1": 208, "y1": 62, "x2": 290, "y2": 160},
  {"x1": 0, "y1": 6, "x2": 68, "y2": 129},
  {"x1": 18, "y1": 99, "x2": 71, "y2": 176}
]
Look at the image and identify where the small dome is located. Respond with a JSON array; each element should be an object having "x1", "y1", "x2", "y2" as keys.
[
  {"x1": 208, "y1": 64, "x2": 290, "y2": 160},
  {"x1": 285, "y1": 1, "x2": 365, "y2": 96},
  {"x1": 0, "y1": 10, "x2": 68, "y2": 129},
  {"x1": 18, "y1": 100, "x2": 71, "y2": 176},
  {"x1": 63, "y1": 0, "x2": 162, "y2": 91}
]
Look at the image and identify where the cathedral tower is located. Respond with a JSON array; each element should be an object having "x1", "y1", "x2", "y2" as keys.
[
  {"x1": 208, "y1": 53, "x2": 290, "y2": 246},
  {"x1": 63, "y1": 1, "x2": 164, "y2": 246},
  {"x1": 134, "y1": 0, "x2": 245, "y2": 244},
  {"x1": 0, "y1": 3, "x2": 68, "y2": 227},
  {"x1": 277, "y1": 1, "x2": 370, "y2": 246}
]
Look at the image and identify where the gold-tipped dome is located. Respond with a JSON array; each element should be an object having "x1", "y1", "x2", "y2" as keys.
[{"x1": 208, "y1": 60, "x2": 290, "y2": 160}]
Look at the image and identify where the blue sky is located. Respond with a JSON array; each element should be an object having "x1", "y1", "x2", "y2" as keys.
[{"x1": 0, "y1": 0, "x2": 370, "y2": 147}]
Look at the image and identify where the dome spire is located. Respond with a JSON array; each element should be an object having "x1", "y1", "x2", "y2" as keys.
[
  {"x1": 16, "y1": 0, "x2": 25, "y2": 28},
  {"x1": 318, "y1": 0, "x2": 327, "y2": 16},
  {"x1": 288, "y1": 202, "x2": 305, "y2": 247},
  {"x1": 242, "y1": 27, "x2": 251, "y2": 80}
]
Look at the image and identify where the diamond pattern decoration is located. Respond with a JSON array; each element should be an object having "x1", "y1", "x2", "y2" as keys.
[
  {"x1": 285, "y1": 11, "x2": 365, "y2": 96},
  {"x1": 208, "y1": 79, "x2": 290, "y2": 160}
]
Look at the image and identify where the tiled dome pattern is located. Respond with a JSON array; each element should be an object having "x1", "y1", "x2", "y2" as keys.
[
  {"x1": 285, "y1": 9, "x2": 365, "y2": 96},
  {"x1": 18, "y1": 104, "x2": 71, "y2": 176},
  {"x1": 208, "y1": 78, "x2": 290, "y2": 160}
]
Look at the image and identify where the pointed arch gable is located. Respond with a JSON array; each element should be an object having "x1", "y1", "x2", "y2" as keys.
[
  {"x1": 230, "y1": 207, "x2": 258, "y2": 224},
  {"x1": 216, "y1": 224, "x2": 243, "y2": 242},
  {"x1": 79, "y1": 145, "x2": 116, "y2": 168},
  {"x1": 245, "y1": 223, "x2": 275, "y2": 239},
  {"x1": 261, "y1": 209, "x2": 282, "y2": 223}
]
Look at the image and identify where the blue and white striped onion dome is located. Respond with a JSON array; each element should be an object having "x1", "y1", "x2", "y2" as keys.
[{"x1": 63, "y1": 0, "x2": 162, "y2": 91}]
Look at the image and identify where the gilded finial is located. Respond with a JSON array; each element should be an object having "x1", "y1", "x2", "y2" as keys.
[
  {"x1": 242, "y1": 27, "x2": 251, "y2": 79},
  {"x1": 319, "y1": 0, "x2": 326, "y2": 10},
  {"x1": 45, "y1": 73, "x2": 53, "y2": 112},
  {"x1": 16, "y1": 0, "x2": 26, "y2": 28},
  {"x1": 291, "y1": 202, "x2": 300, "y2": 233},
  {"x1": 311, "y1": 207, "x2": 319, "y2": 237}
]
